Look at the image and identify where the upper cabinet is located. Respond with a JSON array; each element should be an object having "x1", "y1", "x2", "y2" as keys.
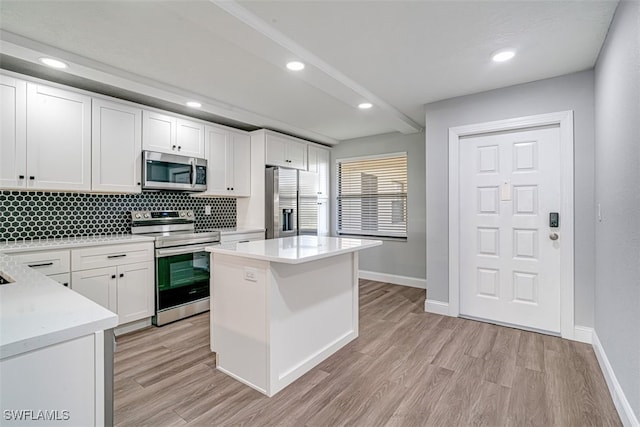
[
  {"x1": 308, "y1": 144, "x2": 330, "y2": 198},
  {"x1": 203, "y1": 125, "x2": 251, "y2": 197},
  {"x1": 264, "y1": 131, "x2": 307, "y2": 170},
  {"x1": 26, "y1": 83, "x2": 92, "y2": 191},
  {"x1": 0, "y1": 75, "x2": 27, "y2": 189},
  {"x1": 142, "y1": 110, "x2": 204, "y2": 158},
  {"x1": 92, "y1": 99, "x2": 142, "y2": 193}
]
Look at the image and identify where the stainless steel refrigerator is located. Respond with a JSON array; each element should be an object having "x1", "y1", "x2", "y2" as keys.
[{"x1": 265, "y1": 166, "x2": 318, "y2": 239}]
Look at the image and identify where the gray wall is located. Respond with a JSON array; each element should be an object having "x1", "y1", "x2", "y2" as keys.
[
  {"x1": 594, "y1": 0, "x2": 640, "y2": 418},
  {"x1": 424, "y1": 70, "x2": 596, "y2": 327},
  {"x1": 331, "y1": 132, "x2": 426, "y2": 282}
]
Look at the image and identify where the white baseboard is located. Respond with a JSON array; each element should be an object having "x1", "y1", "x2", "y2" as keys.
[
  {"x1": 592, "y1": 331, "x2": 639, "y2": 427},
  {"x1": 573, "y1": 325, "x2": 593, "y2": 344},
  {"x1": 358, "y1": 270, "x2": 426, "y2": 289},
  {"x1": 424, "y1": 299, "x2": 450, "y2": 316}
]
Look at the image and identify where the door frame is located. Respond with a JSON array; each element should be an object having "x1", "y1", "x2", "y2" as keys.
[{"x1": 448, "y1": 110, "x2": 575, "y2": 339}]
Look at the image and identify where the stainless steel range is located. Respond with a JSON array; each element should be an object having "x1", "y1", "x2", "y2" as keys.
[{"x1": 131, "y1": 210, "x2": 220, "y2": 326}]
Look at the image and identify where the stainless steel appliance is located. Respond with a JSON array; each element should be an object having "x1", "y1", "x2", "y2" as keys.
[
  {"x1": 142, "y1": 151, "x2": 207, "y2": 192},
  {"x1": 265, "y1": 166, "x2": 318, "y2": 239},
  {"x1": 131, "y1": 210, "x2": 220, "y2": 325}
]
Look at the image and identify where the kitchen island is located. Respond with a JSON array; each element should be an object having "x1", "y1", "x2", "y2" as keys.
[{"x1": 206, "y1": 236, "x2": 382, "y2": 397}]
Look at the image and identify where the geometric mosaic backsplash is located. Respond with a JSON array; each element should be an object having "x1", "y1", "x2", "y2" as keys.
[{"x1": 0, "y1": 190, "x2": 236, "y2": 241}]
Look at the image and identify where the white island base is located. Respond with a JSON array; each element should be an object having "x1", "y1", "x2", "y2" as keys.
[{"x1": 208, "y1": 236, "x2": 381, "y2": 397}]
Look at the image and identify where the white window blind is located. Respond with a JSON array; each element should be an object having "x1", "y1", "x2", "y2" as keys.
[{"x1": 337, "y1": 152, "x2": 407, "y2": 239}]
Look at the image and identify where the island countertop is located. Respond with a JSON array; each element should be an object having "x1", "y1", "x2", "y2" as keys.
[
  {"x1": 0, "y1": 253, "x2": 118, "y2": 360},
  {"x1": 206, "y1": 235, "x2": 382, "y2": 264}
]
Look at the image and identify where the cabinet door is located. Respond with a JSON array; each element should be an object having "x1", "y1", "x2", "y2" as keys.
[
  {"x1": 229, "y1": 130, "x2": 251, "y2": 196},
  {"x1": 265, "y1": 133, "x2": 288, "y2": 167},
  {"x1": 72, "y1": 267, "x2": 117, "y2": 312},
  {"x1": 142, "y1": 110, "x2": 175, "y2": 153},
  {"x1": 176, "y1": 118, "x2": 204, "y2": 157},
  {"x1": 205, "y1": 125, "x2": 229, "y2": 195},
  {"x1": 316, "y1": 147, "x2": 330, "y2": 198},
  {"x1": 307, "y1": 145, "x2": 319, "y2": 173},
  {"x1": 26, "y1": 83, "x2": 91, "y2": 191},
  {"x1": 117, "y1": 261, "x2": 154, "y2": 324},
  {"x1": 92, "y1": 99, "x2": 142, "y2": 193},
  {"x1": 286, "y1": 140, "x2": 307, "y2": 170},
  {"x1": 0, "y1": 75, "x2": 27, "y2": 189},
  {"x1": 317, "y1": 198, "x2": 330, "y2": 237}
]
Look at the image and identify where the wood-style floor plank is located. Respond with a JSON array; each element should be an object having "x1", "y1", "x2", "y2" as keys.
[{"x1": 114, "y1": 280, "x2": 621, "y2": 427}]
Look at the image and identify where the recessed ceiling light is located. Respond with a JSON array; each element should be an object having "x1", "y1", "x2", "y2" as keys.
[
  {"x1": 492, "y1": 49, "x2": 516, "y2": 63},
  {"x1": 286, "y1": 61, "x2": 305, "y2": 71},
  {"x1": 186, "y1": 101, "x2": 202, "y2": 108},
  {"x1": 358, "y1": 102, "x2": 373, "y2": 109},
  {"x1": 39, "y1": 57, "x2": 68, "y2": 69}
]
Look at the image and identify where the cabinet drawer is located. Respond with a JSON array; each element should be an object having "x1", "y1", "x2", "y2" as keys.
[
  {"x1": 9, "y1": 250, "x2": 71, "y2": 275},
  {"x1": 72, "y1": 243, "x2": 153, "y2": 271},
  {"x1": 220, "y1": 232, "x2": 265, "y2": 244}
]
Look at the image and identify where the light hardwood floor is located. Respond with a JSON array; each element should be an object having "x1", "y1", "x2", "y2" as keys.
[{"x1": 115, "y1": 280, "x2": 621, "y2": 426}]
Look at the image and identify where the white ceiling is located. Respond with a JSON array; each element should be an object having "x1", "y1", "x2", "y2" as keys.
[{"x1": 0, "y1": 0, "x2": 618, "y2": 145}]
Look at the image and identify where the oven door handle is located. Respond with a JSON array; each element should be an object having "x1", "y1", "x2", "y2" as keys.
[{"x1": 156, "y1": 243, "x2": 219, "y2": 257}]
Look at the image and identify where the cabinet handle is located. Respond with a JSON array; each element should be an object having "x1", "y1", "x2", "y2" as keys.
[
  {"x1": 62, "y1": 282, "x2": 69, "y2": 287},
  {"x1": 111, "y1": 274, "x2": 116, "y2": 279},
  {"x1": 27, "y1": 262, "x2": 54, "y2": 268},
  {"x1": 18, "y1": 175, "x2": 25, "y2": 179},
  {"x1": 29, "y1": 176, "x2": 35, "y2": 180},
  {"x1": 172, "y1": 145, "x2": 177, "y2": 150},
  {"x1": 107, "y1": 254, "x2": 127, "y2": 259},
  {"x1": 119, "y1": 273, "x2": 124, "y2": 278},
  {"x1": 231, "y1": 187, "x2": 234, "y2": 191},
  {"x1": 177, "y1": 146, "x2": 182, "y2": 151},
  {"x1": 137, "y1": 182, "x2": 141, "y2": 186}
]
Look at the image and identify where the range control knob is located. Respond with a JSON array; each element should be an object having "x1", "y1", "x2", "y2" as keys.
[
  {"x1": 135, "y1": 213, "x2": 141, "y2": 219},
  {"x1": 180, "y1": 212, "x2": 186, "y2": 217},
  {"x1": 187, "y1": 212, "x2": 193, "y2": 217},
  {"x1": 144, "y1": 213, "x2": 150, "y2": 218}
]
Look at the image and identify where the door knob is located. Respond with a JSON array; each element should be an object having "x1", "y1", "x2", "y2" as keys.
[{"x1": 549, "y1": 232, "x2": 559, "y2": 241}]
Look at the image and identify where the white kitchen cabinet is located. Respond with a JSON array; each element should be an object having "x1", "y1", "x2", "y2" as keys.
[
  {"x1": 0, "y1": 333, "x2": 104, "y2": 427},
  {"x1": 204, "y1": 125, "x2": 251, "y2": 197},
  {"x1": 0, "y1": 75, "x2": 27, "y2": 189},
  {"x1": 308, "y1": 144, "x2": 330, "y2": 198},
  {"x1": 143, "y1": 110, "x2": 204, "y2": 157},
  {"x1": 71, "y1": 243, "x2": 154, "y2": 326},
  {"x1": 317, "y1": 198, "x2": 330, "y2": 237},
  {"x1": 264, "y1": 131, "x2": 307, "y2": 170},
  {"x1": 26, "y1": 82, "x2": 91, "y2": 191},
  {"x1": 92, "y1": 98, "x2": 142, "y2": 193},
  {"x1": 72, "y1": 266, "x2": 116, "y2": 311}
]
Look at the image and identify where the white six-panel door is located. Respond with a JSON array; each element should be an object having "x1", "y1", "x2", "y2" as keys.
[{"x1": 459, "y1": 125, "x2": 562, "y2": 333}]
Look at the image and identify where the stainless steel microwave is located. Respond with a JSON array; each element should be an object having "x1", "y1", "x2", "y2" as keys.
[{"x1": 142, "y1": 151, "x2": 207, "y2": 192}]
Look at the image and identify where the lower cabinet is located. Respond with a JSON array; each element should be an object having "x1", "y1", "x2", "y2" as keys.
[
  {"x1": 72, "y1": 261, "x2": 154, "y2": 326},
  {"x1": 0, "y1": 332, "x2": 104, "y2": 427},
  {"x1": 71, "y1": 242, "x2": 155, "y2": 326}
]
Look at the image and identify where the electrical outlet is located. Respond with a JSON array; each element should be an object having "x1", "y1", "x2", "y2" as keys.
[
  {"x1": 244, "y1": 267, "x2": 258, "y2": 282},
  {"x1": 205, "y1": 205, "x2": 212, "y2": 215}
]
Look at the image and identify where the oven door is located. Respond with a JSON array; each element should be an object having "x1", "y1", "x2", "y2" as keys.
[{"x1": 155, "y1": 243, "x2": 216, "y2": 311}]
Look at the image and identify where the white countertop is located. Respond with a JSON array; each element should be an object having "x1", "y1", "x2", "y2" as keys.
[
  {"x1": 0, "y1": 234, "x2": 155, "y2": 253},
  {"x1": 214, "y1": 227, "x2": 265, "y2": 236},
  {"x1": 0, "y1": 253, "x2": 118, "y2": 360},
  {"x1": 207, "y1": 236, "x2": 382, "y2": 264}
]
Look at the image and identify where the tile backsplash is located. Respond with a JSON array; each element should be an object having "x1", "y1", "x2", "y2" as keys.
[{"x1": 0, "y1": 191, "x2": 236, "y2": 241}]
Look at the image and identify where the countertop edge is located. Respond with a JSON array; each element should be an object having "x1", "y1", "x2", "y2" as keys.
[
  {"x1": 0, "y1": 235, "x2": 156, "y2": 253},
  {"x1": 206, "y1": 239, "x2": 382, "y2": 264}
]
